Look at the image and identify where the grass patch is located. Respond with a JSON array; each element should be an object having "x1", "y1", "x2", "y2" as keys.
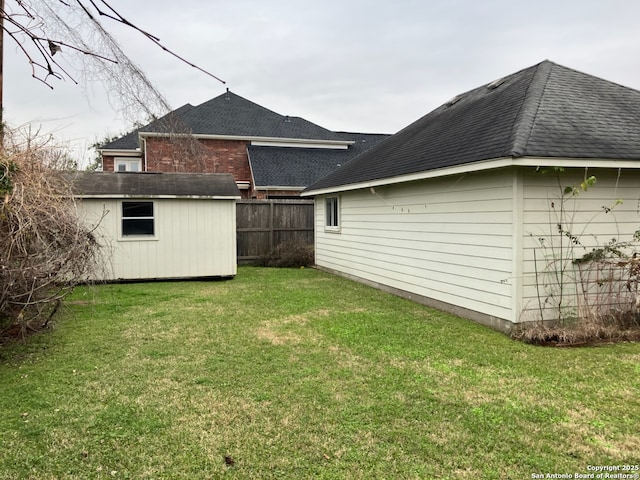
[{"x1": 0, "y1": 267, "x2": 638, "y2": 479}]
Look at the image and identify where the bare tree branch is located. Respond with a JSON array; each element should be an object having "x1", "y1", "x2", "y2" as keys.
[
  {"x1": 1, "y1": 127, "x2": 106, "y2": 334},
  {"x1": 84, "y1": 0, "x2": 225, "y2": 84},
  {"x1": 2, "y1": 1, "x2": 225, "y2": 122}
]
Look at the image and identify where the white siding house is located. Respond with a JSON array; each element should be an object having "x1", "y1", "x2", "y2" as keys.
[
  {"x1": 312, "y1": 167, "x2": 640, "y2": 330},
  {"x1": 315, "y1": 170, "x2": 515, "y2": 328},
  {"x1": 304, "y1": 61, "x2": 640, "y2": 331},
  {"x1": 71, "y1": 172, "x2": 240, "y2": 281}
]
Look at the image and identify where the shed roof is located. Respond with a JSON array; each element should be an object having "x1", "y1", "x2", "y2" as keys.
[
  {"x1": 69, "y1": 172, "x2": 241, "y2": 198},
  {"x1": 305, "y1": 60, "x2": 640, "y2": 193}
]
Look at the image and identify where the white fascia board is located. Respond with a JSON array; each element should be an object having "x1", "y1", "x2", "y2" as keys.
[
  {"x1": 251, "y1": 141, "x2": 349, "y2": 149},
  {"x1": 77, "y1": 194, "x2": 241, "y2": 200},
  {"x1": 301, "y1": 156, "x2": 640, "y2": 196},
  {"x1": 512, "y1": 157, "x2": 640, "y2": 169},
  {"x1": 98, "y1": 149, "x2": 142, "y2": 157},
  {"x1": 256, "y1": 186, "x2": 305, "y2": 191},
  {"x1": 139, "y1": 131, "x2": 353, "y2": 147}
]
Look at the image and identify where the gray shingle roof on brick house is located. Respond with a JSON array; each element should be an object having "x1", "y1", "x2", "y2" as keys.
[
  {"x1": 174, "y1": 91, "x2": 346, "y2": 141},
  {"x1": 101, "y1": 104, "x2": 196, "y2": 150},
  {"x1": 304, "y1": 60, "x2": 640, "y2": 193},
  {"x1": 101, "y1": 91, "x2": 346, "y2": 150},
  {"x1": 69, "y1": 172, "x2": 241, "y2": 198},
  {"x1": 100, "y1": 91, "x2": 391, "y2": 190},
  {"x1": 248, "y1": 133, "x2": 390, "y2": 188}
]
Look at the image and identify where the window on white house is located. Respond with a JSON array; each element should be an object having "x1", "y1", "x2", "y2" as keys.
[
  {"x1": 115, "y1": 158, "x2": 142, "y2": 172},
  {"x1": 122, "y1": 201, "x2": 154, "y2": 236},
  {"x1": 325, "y1": 196, "x2": 340, "y2": 230}
]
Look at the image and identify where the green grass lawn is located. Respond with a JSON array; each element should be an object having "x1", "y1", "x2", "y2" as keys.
[{"x1": 0, "y1": 267, "x2": 638, "y2": 479}]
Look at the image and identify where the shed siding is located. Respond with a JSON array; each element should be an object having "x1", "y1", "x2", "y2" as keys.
[
  {"x1": 520, "y1": 168, "x2": 640, "y2": 322},
  {"x1": 315, "y1": 170, "x2": 515, "y2": 321},
  {"x1": 78, "y1": 198, "x2": 237, "y2": 280}
]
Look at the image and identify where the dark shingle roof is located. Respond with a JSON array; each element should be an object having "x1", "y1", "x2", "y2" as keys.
[
  {"x1": 101, "y1": 91, "x2": 346, "y2": 149},
  {"x1": 68, "y1": 172, "x2": 241, "y2": 198},
  {"x1": 305, "y1": 60, "x2": 640, "y2": 192},
  {"x1": 177, "y1": 92, "x2": 345, "y2": 141},
  {"x1": 102, "y1": 130, "x2": 139, "y2": 150},
  {"x1": 248, "y1": 133, "x2": 389, "y2": 187},
  {"x1": 101, "y1": 104, "x2": 195, "y2": 150}
]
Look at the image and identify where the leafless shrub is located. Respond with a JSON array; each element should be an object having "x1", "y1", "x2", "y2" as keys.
[
  {"x1": 258, "y1": 243, "x2": 315, "y2": 268},
  {"x1": 522, "y1": 168, "x2": 640, "y2": 345},
  {"x1": 0, "y1": 129, "x2": 104, "y2": 337},
  {"x1": 517, "y1": 257, "x2": 640, "y2": 346},
  {"x1": 574, "y1": 256, "x2": 639, "y2": 320},
  {"x1": 510, "y1": 316, "x2": 640, "y2": 346}
]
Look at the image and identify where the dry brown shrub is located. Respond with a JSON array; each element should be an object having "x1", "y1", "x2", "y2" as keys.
[
  {"x1": 258, "y1": 242, "x2": 314, "y2": 268},
  {"x1": 0, "y1": 130, "x2": 103, "y2": 336},
  {"x1": 511, "y1": 312, "x2": 640, "y2": 346}
]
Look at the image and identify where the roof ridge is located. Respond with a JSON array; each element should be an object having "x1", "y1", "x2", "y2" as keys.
[
  {"x1": 196, "y1": 90, "x2": 285, "y2": 117},
  {"x1": 192, "y1": 90, "x2": 343, "y2": 139},
  {"x1": 508, "y1": 60, "x2": 554, "y2": 157}
]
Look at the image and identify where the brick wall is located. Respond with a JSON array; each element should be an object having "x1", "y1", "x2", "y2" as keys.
[
  {"x1": 102, "y1": 136, "x2": 303, "y2": 199},
  {"x1": 102, "y1": 156, "x2": 115, "y2": 171},
  {"x1": 144, "y1": 137, "x2": 251, "y2": 178}
]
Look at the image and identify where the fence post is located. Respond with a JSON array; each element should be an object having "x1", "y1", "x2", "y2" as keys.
[{"x1": 269, "y1": 201, "x2": 274, "y2": 253}]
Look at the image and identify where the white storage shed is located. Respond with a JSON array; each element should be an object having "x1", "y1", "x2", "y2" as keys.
[{"x1": 71, "y1": 172, "x2": 240, "y2": 281}]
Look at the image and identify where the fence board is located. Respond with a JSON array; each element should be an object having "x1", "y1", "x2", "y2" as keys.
[{"x1": 236, "y1": 200, "x2": 314, "y2": 263}]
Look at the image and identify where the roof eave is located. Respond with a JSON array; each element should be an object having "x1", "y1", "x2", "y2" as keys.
[
  {"x1": 98, "y1": 148, "x2": 142, "y2": 156},
  {"x1": 255, "y1": 186, "x2": 306, "y2": 191},
  {"x1": 139, "y1": 131, "x2": 354, "y2": 147},
  {"x1": 301, "y1": 156, "x2": 640, "y2": 196},
  {"x1": 75, "y1": 194, "x2": 241, "y2": 200}
]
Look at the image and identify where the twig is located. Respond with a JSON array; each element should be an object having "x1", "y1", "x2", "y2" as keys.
[{"x1": 83, "y1": 0, "x2": 225, "y2": 84}]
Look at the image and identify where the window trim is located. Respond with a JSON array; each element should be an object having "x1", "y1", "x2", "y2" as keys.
[
  {"x1": 119, "y1": 200, "x2": 157, "y2": 240},
  {"x1": 324, "y1": 196, "x2": 340, "y2": 232},
  {"x1": 115, "y1": 157, "x2": 142, "y2": 172}
]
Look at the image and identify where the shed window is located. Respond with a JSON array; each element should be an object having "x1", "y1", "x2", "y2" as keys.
[
  {"x1": 325, "y1": 196, "x2": 339, "y2": 230},
  {"x1": 122, "y1": 201, "x2": 154, "y2": 236}
]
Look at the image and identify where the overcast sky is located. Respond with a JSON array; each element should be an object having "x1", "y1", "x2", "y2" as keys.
[{"x1": 5, "y1": 0, "x2": 640, "y2": 166}]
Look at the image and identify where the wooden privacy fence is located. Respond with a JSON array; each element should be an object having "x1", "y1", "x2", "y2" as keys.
[{"x1": 236, "y1": 200, "x2": 314, "y2": 263}]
